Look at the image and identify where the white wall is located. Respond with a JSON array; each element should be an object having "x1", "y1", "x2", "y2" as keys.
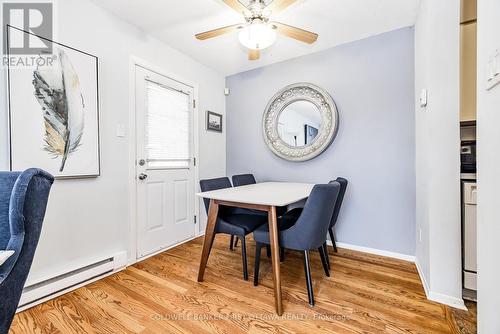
[
  {"x1": 414, "y1": 0, "x2": 463, "y2": 308},
  {"x1": 0, "y1": 0, "x2": 226, "y2": 284},
  {"x1": 477, "y1": 0, "x2": 500, "y2": 332}
]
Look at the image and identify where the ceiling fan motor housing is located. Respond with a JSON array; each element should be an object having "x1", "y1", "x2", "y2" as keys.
[{"x1": 246, "y1": 0, "x2": 269, "y2": 21}]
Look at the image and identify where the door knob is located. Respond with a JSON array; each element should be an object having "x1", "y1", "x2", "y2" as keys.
[{"x1": 138, "y1": 173, "x2": 148, "y2": 180}]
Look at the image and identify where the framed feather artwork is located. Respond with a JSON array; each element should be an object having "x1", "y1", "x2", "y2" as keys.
[{"x1": 7, "y1": 26, "x2": 100, "y2": 178}]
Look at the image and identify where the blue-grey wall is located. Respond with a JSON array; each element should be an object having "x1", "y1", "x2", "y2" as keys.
[{"x1": 226, "y1": 28, "x2": 416, "y2": 256}]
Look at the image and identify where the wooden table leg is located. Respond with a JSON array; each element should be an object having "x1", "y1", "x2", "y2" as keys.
[
  {"x1": 197, "y1": 199, "x2": 219, "y2": 282},
  {"x1": 268, "y1": 205, "x2": 283, "y2": 315}
]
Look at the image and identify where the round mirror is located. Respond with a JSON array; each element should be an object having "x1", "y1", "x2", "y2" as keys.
[
  {"x1": 278, "y1": 101, "x2": 321, "y2": 147},
  {"x1": 262, "y1": 83, "x2": 339, "y2": 162}
]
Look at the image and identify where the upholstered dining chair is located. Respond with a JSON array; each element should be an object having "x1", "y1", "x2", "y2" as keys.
[
  {"x1": 285, "y1": 177, "x2": 348, "y2": 270},
  {"x1": 199, "y1": 177, "x2": 268, "y2": 281},
  {"x1": 0, "y1": 169, "x2": 54, "y2": 333},
  {"x1": 253, "y1": 183, "x2": 340, "y2": 306}
]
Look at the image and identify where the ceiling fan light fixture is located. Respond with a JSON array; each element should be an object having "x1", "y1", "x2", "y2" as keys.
[{"x1": 238, "y1": 22, "x2": 277, "y2": 50}]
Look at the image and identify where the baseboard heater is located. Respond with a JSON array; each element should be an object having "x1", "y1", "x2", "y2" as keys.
[{"x1": 17, "y1": 251, "x2": 127, "y2": 312}]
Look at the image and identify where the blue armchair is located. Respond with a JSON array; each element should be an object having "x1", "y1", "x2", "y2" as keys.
[{"x1": 0, "y1": 169, "x2": 54, "y2": 334}]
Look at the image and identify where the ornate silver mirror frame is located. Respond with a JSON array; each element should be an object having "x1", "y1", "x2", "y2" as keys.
[{"x1": 262, "y1": 83, "x2": 339, "y2": 162}]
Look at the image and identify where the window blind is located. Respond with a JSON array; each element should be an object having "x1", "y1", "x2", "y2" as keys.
[{"x1": 145, "y1": 80, "x2": 190, "y2": 168}]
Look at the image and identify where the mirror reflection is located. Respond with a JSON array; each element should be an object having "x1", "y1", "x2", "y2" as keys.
[{"x1": 277, "y1": 101, "x2": 321, "y2": 147}]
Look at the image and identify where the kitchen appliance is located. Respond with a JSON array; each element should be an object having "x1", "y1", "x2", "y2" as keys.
[
  {"x1": 461, "y1": 140, "x2": 476, "y2": 173},
  {"x1": 462, "y1": 180, "x2": 477, "y2": 294}
]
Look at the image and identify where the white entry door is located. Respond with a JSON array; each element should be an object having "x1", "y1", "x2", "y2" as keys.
[{"x1": 135, "y1": 65, "x2": 196, "y2": 259}]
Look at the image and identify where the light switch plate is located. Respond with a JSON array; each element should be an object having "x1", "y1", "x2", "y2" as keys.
[
  {"x1": 116, "y1": 124, "x2": 126, "y2": 137},
  {"x1": 419, "y1": 89, "x2": 428, "y2": 107},
  {"x1": 486, "y1": 49, "x2": 500, "y2": 91},
  {"x1": 486, "y1": 73, "x2": 500, "y2": 91}
]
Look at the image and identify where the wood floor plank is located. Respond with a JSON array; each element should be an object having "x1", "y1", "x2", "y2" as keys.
[
  {"x1": 86, "y1": 280, "x2": 186, "y2": 334},
  {"x1": 11, "y1": 235, "x2": 474, "y2": 334}
]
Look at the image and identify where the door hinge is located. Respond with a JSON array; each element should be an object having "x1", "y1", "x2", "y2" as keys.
[
  {"x1": 194, "y1": 215, "x2": 197, "y2": 224},
  {"x1": 193, "y1": 99, "x2": 196, "y2": 108},
  {"x1": 193, "y1": 157, "x2": 196, "y2": 166}
]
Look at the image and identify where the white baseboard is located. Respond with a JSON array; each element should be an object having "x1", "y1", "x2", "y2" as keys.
[
  {"x1": 428, "y1": 290, "x2": 467, "y2": 310},
  {"x1": 329, "y1": 240, "x2": 416, "y2": 263},
  {"x1": 415, "y1": 259, "x2": 431, "y2": 297},
  {"x1": 415, "y1": 258, "x2": 467, "y2": 310},
  {"x1": 128, "y1": 233, "x2": 201, "y2": 265}
]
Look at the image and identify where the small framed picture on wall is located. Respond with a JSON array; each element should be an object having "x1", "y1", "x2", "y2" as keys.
[{"x1": 206, "y1": 111, "x2": 222, "y2": 133}]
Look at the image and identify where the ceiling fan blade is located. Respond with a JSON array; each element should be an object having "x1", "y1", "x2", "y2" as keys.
[
  {"x1": 248, "y1": 49, "x2": 260, "y2": 60},
  {"x1": 195, "y1": 24, "x2": 243, "y2": 40},
  {"x1": 265, "y1": 0, "x2": 297, "y2": 14},
  {"x1": 271, "y1": 22, "x2": 318, "y2": 44},
  {"x1": 222, "y1": 0, "x2": 251, "y2": 16}
]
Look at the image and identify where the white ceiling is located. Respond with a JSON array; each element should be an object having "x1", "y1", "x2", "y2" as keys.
[{"x1": 94, "y1": 0, "x2": 420, "y2": 76}]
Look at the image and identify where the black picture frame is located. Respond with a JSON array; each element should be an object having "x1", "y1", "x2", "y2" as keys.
[
  {"x1": 206, "y1": 111, "x2": 223, "y2": 133},
  {"x1": 304, "y1": 124, "x2": 319, "y2": 145}
]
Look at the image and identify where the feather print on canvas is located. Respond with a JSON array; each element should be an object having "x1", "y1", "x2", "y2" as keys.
[{"x1": 32, "y1": 48, "x2": 85, "y2": 172}]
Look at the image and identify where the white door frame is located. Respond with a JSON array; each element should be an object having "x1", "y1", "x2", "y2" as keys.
[{"x1": 128, "y1": 56, "x2": 200, "y2": 265}]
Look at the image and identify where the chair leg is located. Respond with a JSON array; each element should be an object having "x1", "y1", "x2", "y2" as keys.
[
  {"x1": 303, "y1": 250, "x2": 314, "y2": 306},
  {"x1": 229, "y1": 235, "x2": 234, "y2": 250},
  {"x1": 318, "y1": 245, "x2": 330, "y2": 277},
  {"x1": 323, "y1": 242, "x2": 330, "y2": 270},
  {"x1": 240, "y1": 237, "x2": 248, "y2": 281},
  {"x1": 266, "y1": 245, "x2": 271, "y2": 258},
  {"x1": 328, "y1": 227, "x2": 338, "y2": 253},
  {"x1": 234, "y1": 237, "x2": 239, "y2": 248},
  {"x1": 254, "y1": 242, "x2": 263, "y2": 286},
  {"x1": 280, "y1": 247, "x2": 285, "y2": 262}
]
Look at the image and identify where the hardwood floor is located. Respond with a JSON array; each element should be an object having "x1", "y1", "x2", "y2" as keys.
[
  {"x1": 450, "y1": 300, "x2": 477, "y2": 334},
  {"x1": 11, "y1": 236, "x2": 475, "y2": 333}
]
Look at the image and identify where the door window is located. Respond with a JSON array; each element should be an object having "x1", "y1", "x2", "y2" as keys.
[{"x1": 145, "y1": 80, "x2": 190, "y2": 168}]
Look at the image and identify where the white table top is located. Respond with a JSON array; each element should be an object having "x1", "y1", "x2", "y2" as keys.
[{"x1": 196, "y1": 182, "x2": 315, "y2": 207}]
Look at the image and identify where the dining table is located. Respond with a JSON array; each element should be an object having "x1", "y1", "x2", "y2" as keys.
[{"x1": 196, "y1": 181, "x2": 314, "y2": 315}]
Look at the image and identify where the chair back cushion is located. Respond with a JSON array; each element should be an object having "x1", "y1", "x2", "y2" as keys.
[
  {"x1": 329, "y1": 177, "x2": 348, "y2": 227},
  {"x1": 281, "y1": 183, "x2": 340, "y2": 250},
  {"x1": 199, "y1": 177, "x2": 232, "y2": 214},
  {"x1": 232, "y1": 174, "x2": 256, "y2": 187}
]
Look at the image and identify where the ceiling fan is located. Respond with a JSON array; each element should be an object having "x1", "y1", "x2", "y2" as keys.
[{"x1": 195, "y1": 0, "x2": 318, "y2": 60}]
